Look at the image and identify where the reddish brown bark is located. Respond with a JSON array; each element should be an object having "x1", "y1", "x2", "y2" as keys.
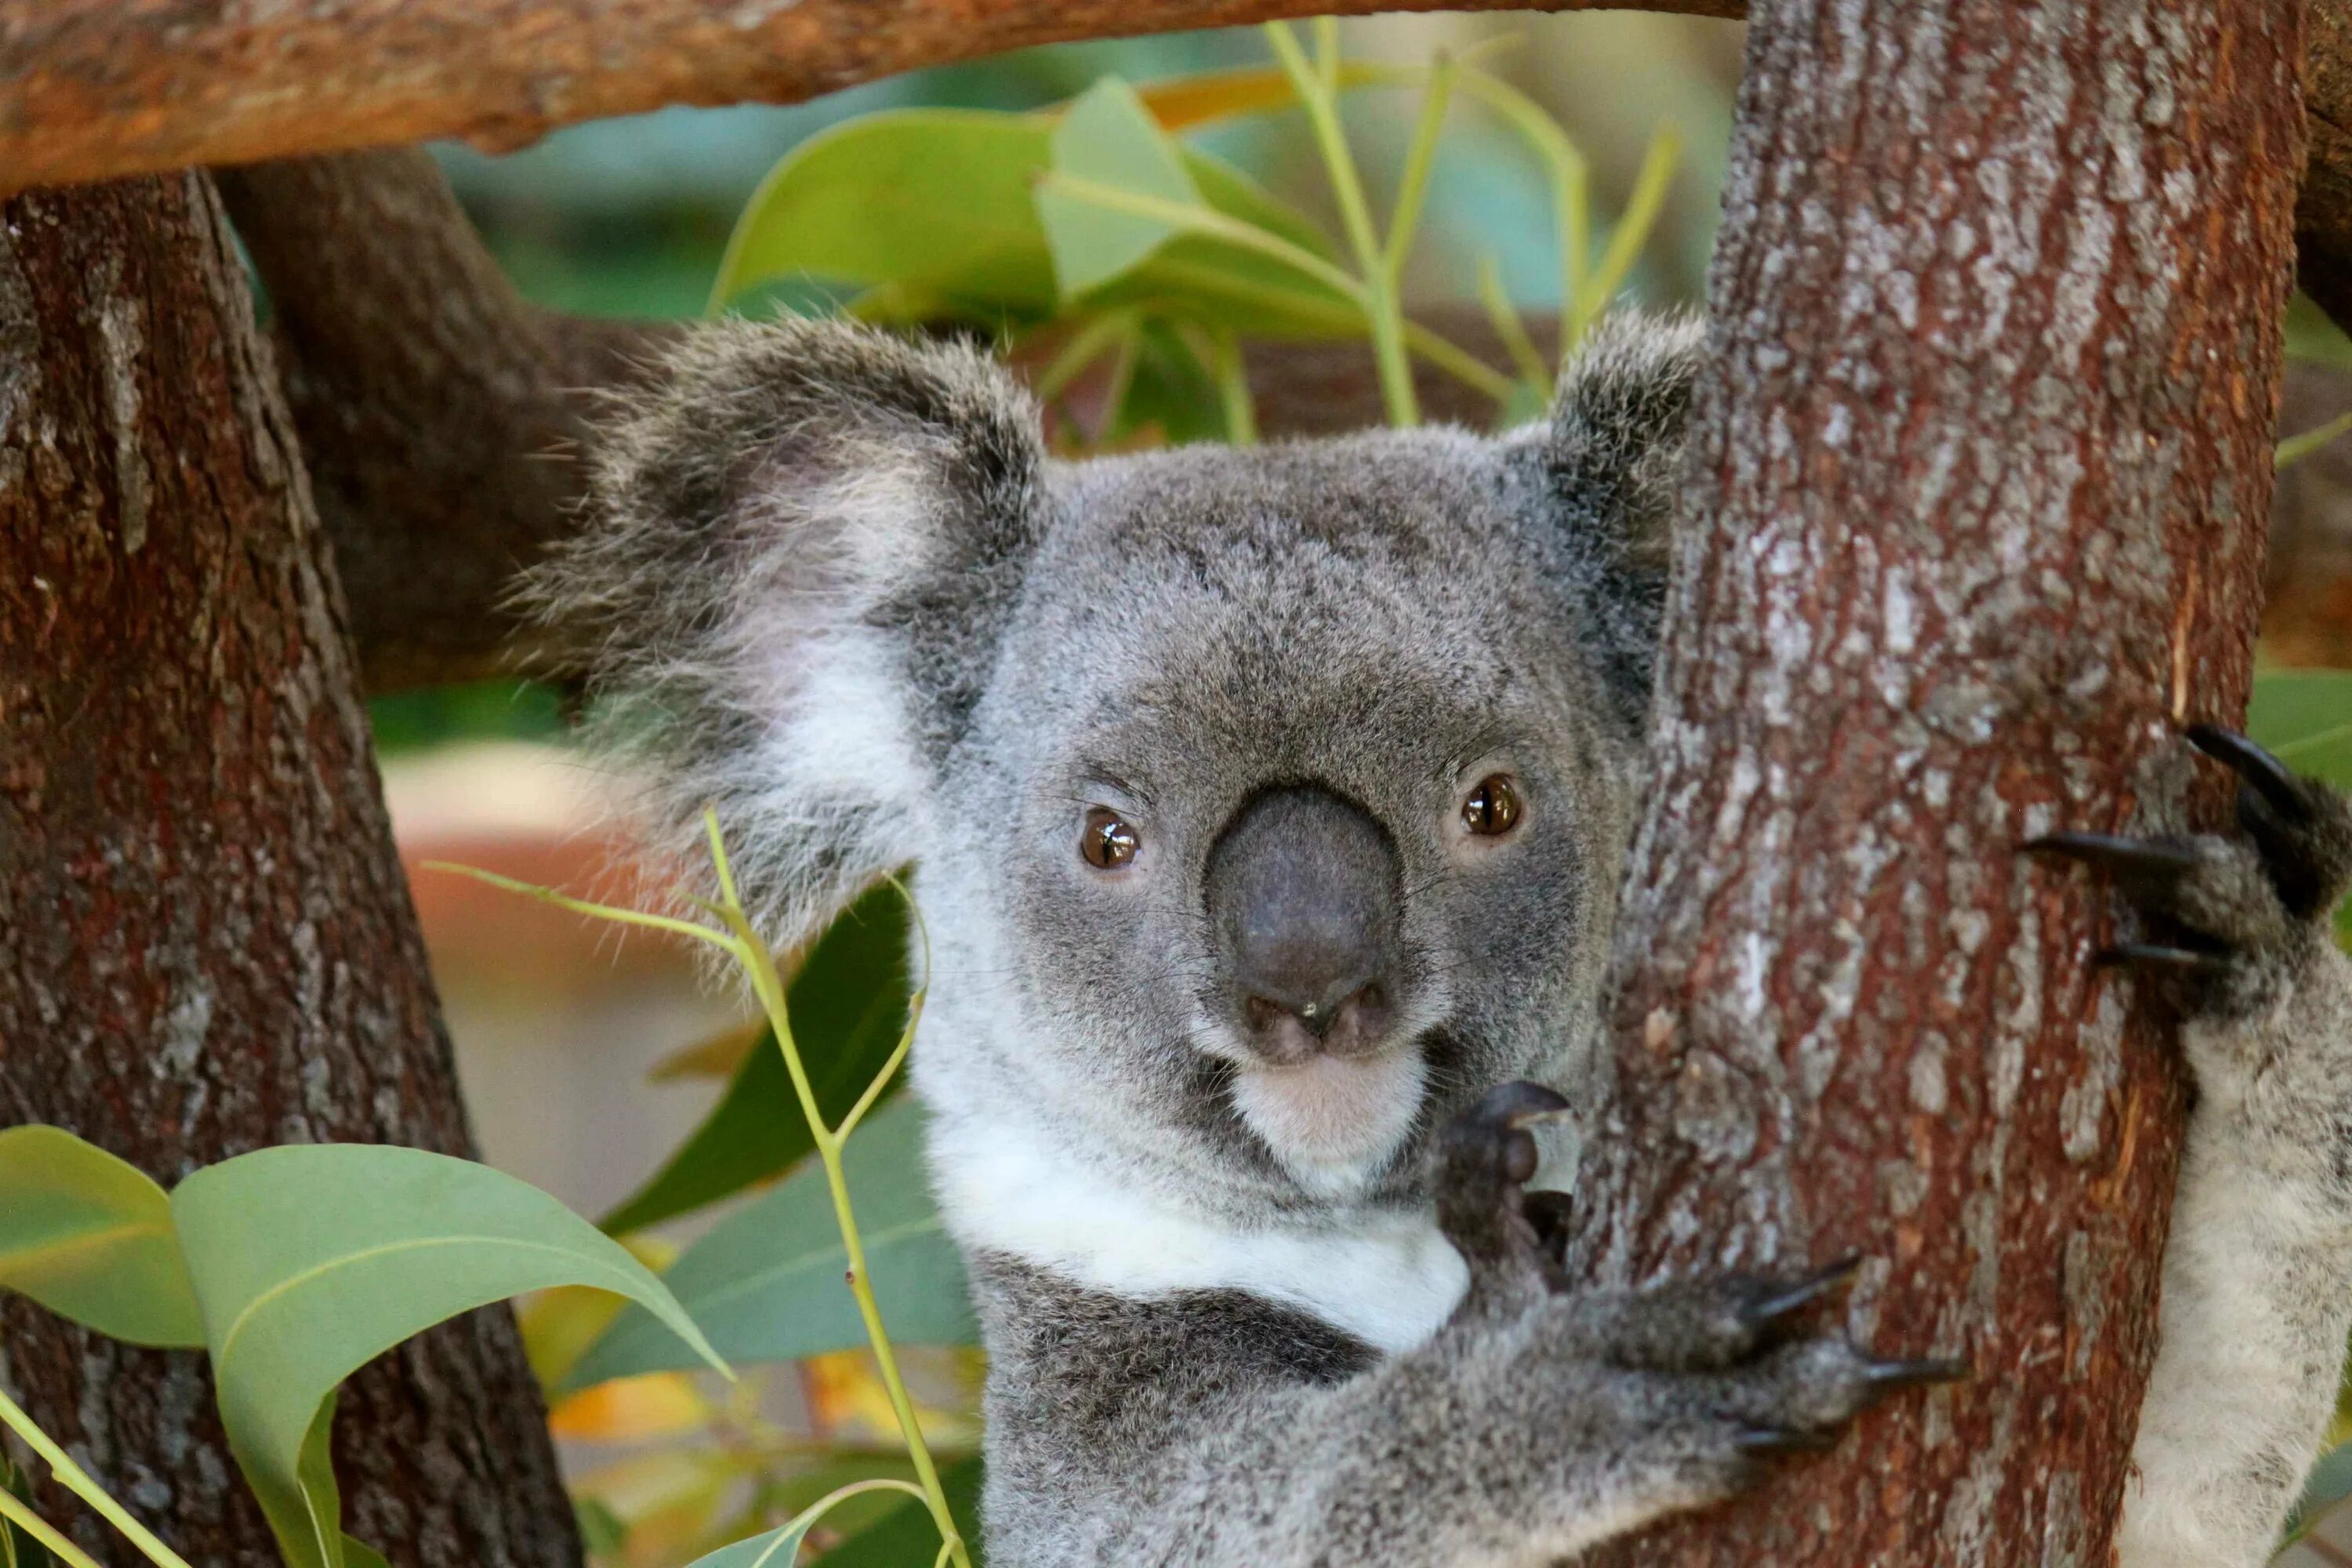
[
  {"x1": 0, "y1": 0, "x2": 1738, "y2": 198},
  {"x1": 1569, "y1": 3, "x2": 2301, "y2": 1566},
  {"x1": 0, "y1": 173, "x2": 578, "y2": 1567}
]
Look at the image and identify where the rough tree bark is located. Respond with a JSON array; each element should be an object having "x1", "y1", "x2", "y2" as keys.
[
  {"x1": 0, "y1": 0, "x2": 1740, "y2": 195},
  {"x1": 0, "y1": 175, "x2": 580, "y2": 1567},
  {"x1": 1565, "y1": 3, "x2": 2301, "y2": 1565},
  {"x1": 216, "y1": 153, "x2": 670, "y2": 692}
]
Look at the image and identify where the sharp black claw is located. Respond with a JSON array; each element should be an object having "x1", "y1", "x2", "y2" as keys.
[
  {"x1": 1860, "y1": 1356, "x2": 1971, "y2": 1391},
  {"x1": 2095, "y1": 942, "x2": 2231, "y2": 975},
  {"x1": 1741, "y1": 1254, "x2": 1864, "y2": 1330},
  {"x1": 2022, "y1": 833, "x2": 2202, "y2": 881},
  {"x1": 2187, "y1": 724, "x2": 2313, "y2": 824},
  {"x1": 1733, "y1": 1425, "x2": 1839, "y2": 1455},
  {"x1": 1467, "y1": 1079, "x2": 1573, "y2": 1131}
]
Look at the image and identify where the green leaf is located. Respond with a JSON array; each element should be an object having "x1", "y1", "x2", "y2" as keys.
[
  {"x1": 713, "y1": 100, "x2": 1348, "y2": 340},
  {"x1": 0, "y1": 1126, "x2": 203, "y2": 1348},
  {"x1": 1039, "y1": 78, "x2": 1206, "y2": 298},
  {"x1": 567, "y1": 1099, "x2": 971, "y2": 1390},
  {"x1": 169, "y1": 1145, "x2": 728, "y2": 1568},
  {"x1": 2248, "y1": 670, "x2": 2352, "y2": 789},
  {"x1": 683, "y1": 1510, "x2": 833, "y2": 1568},
  {"x1": 713, "y1": 111, "x2": 1065, "y2": 317},
  {"x1": 817, "y1": 1457, "x2": 985, "y2": 1568},
  {"x1": 604, "y1": 884, "x2": 913, "y2": 1236}
]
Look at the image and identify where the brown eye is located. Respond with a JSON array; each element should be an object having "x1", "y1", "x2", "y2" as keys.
[
  {"x1": 1461, "y1": 775, "x2": 1523, "y2": 838},
  {"x1": 1081, "y1": 807, "x2": 1141, "y2": 869}
]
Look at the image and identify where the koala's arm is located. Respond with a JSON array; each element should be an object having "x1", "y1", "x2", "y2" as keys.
[
  {"x1": 975, "y1": 1089, "x2": 1947, "y2": 1568},
  {"x1": 2038, "y1": 730, "x2": 2352, "y2": 1568}
]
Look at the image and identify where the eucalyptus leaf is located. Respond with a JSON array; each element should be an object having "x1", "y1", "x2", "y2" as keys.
[
  {"x1": 604, "y1": 884, "x2": 912, "y2": 1236},
  {"x1": 713, "y1": 105, "x2": 1347, "y2": 340},
  {"x1": 682, "y1": 1508, "x2": 836, "y2": 1568},
  {"x1": 713, "y1": 111, "x2": 1065, "y2": 315},
  {"x1": 567, "y1": 1099, "x2": 971, "y2": 1390},
  {"x1": 2248, "y1": 670, "x2": 2352, "y2": 788},
  {"x1": 818, "y1": 1457, "x2": 985, "y2": 1568},
  {"x1": 0, "y1": 1126, "x2": 202, "y2": 1348},
  {"x1": 1039, "y1": 78, "x2": 1205, "y2": 298},
  {"x1": 169, "y1": 1144, "x2": 728, "y2": 1568}
]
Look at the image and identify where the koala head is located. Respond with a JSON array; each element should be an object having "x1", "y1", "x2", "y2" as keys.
[{"x1": 532, "y1": 314, "x2": 1698, "y2": 1221}]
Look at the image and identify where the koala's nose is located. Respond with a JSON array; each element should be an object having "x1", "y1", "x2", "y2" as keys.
[{"x1": 1204, "y1": 786, "x2": 1403, "y2": 1066}]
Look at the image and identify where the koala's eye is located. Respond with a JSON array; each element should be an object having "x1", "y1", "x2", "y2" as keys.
[
  {"x1": 1461, "y1": 775, "x2": 1523, "y2": 838},
  {"x1": 1081, "y1": 807, "x2": 1142, "y2": 870}
]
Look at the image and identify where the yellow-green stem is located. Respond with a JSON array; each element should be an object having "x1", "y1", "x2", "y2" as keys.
[
  {"x1": 0, "y1": 1389, "x2": 193, "y2": 1568},
  {"x1": 1404, "y1": 321, "x2": 1519, "y2": 404},
  {"x1": 1205, "y1": 326, "x2": 1259, "y2": 445},
  {"x1": 1265, "y1": 22, "x2": 1416, "y2": 426},
  {"x1": 1453, "y1": 67, "x2": 1591, "y2": 363},
  {"x1": 702, "y1": 816, "x2": 970, "y2": 1568},
  {"x1": 0, "y1": 1482, "x2": 106, "y2": 1568},
  {"x1": 1573, "y1": 124, "x2": 1679, "y2": 343},
  {"x1": 1384, "y1": 53, "x2": 1456, "y2": 280},
  {"x1": 1476, "y1": 254, "x2": 1551, "y2": 393}
]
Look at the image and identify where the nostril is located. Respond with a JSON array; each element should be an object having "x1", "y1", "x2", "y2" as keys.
[
  {"x1": 1244, "y1": 994, "x2": 1294, "y2": 1038},
  {"x1": 1240, "y1": 981, "x2": 1393, "y2": 1059}
]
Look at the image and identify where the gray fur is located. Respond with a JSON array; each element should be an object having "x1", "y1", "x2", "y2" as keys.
[
  {"x1": 530, "y1": 311, "x2": 2352, "y2": 1566},
  {"x1": 2086, "y1": 764, "x2": 2352, "y2": 1568}
]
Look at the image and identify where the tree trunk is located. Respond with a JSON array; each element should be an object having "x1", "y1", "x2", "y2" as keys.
[
  {"x1": 1569, "y1": 3, "x2": 2301, "y2": 1565},
  {"x1": 0, "y1": 173, "x2": 580, "y2": 1568}
]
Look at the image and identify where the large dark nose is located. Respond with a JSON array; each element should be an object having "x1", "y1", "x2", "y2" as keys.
[{"x1": 1203, "y1": 786, "x2": 1402, "y2": 1065}]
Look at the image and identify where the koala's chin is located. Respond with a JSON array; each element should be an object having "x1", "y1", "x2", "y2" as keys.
[{"x1": 1230, "y1": 1046, "x2": 1429, "y2": 1200}]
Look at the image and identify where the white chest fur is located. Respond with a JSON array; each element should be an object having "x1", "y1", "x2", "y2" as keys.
[{"x1": 928, "y1": 1113, "x2": 1469, "y2": 1353}]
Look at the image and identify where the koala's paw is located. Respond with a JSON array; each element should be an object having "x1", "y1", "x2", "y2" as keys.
[
  {"x1": 1567, "y1": 1256, "x2": 1864, "y2": 1374},
  {"x1": 1435, "y1": 1080, "x2": 1574, "y2": 1314},
  {"x1": 2027, "y1": 726, "x2": 2352, "y2": 1031},
  {"x1": 1606, "y1": 1334, "x2": 1966, "y2": 1505}
]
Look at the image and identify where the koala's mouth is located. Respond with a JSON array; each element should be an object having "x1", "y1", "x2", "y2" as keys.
[{"x1": 1227, "y1": 1040, "x2": 1430, "y2": 1200}]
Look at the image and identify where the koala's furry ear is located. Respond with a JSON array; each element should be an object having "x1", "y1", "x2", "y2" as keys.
[
  {"x1": 1540, "y1": 310, "x2": 1704, "y2": 579},
  {"x1": 521, "y1": 317, "x2": 1047, "y2": 946},
  {"x1": 1529, "y1": 310, "x2": 1704, "y2": 724}
]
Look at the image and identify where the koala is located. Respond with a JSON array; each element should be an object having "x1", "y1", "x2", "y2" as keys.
[{"x1": 527, "y1": 312, "x2": 2352, "y2": 1568}]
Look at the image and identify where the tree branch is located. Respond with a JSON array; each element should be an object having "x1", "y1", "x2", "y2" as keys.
[
  {"x1": 215, "y1": 153, "x2": 677, "y2": 690},
  {"x1": 16, "y1": 0, "x2": 2352, "y2": 356},
  {"x1": 0, "y1": 0, "x2": 1738, "y2": 198}
]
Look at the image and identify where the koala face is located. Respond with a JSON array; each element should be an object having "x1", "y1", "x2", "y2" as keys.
[
  {"x1": 532, "y1": 313, "x2": 1697, "y2": 1221},
  {"x1": 938, "y1": 435, "x2": 1642, "y2": 1205}
]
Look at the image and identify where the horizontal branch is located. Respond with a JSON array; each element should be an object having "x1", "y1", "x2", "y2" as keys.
[
  {"x1": 0, "y1": 0, "x2": 1738, "y2": 198},
  {"x1": 16, "y1": 0, "x2": 2352, "y2": 358}
]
